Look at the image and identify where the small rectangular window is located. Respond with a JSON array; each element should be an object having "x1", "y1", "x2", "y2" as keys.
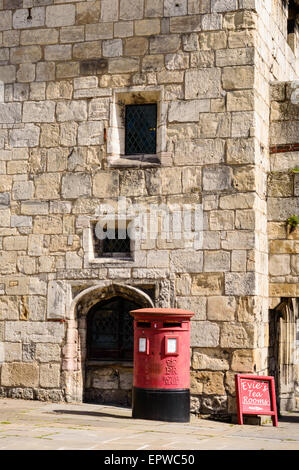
[
  {"x1": 125, "y1": 103, "x2": 157, "y2": 155},
  {"x1": 93, "y1": 222, "x2": 132, "y2": 259}
]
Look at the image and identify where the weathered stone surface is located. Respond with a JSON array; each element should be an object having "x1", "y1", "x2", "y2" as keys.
[
  {"x1": 10, "y1": 125, "x2": 40, "y2": 148},
  {"x1": 5, "y1": 321, "x2": 64, "y2": 344},
  {"x1": 212, "y1": 0, "x2": 238, "y2": 13},
  {"x1": 56, "y1": 101, "x2": 87, "y2": 122},
  {"x1": 33, "y1": 215, "x2": 63, "y2": 234},
  {"x1": 46, "y1": 4, "x2": 76, "y2": 27},
  {"x1": 170, "y1": 250, "x2": 203, "y2": 273},
  {"x1": 170, "y1": 15, "x2": 201, "y2": 33},
  {"x1": 191, "y1": 273, "x2": 223, "y2": 295},
  {"x1": 269, "y1": 254, "x2": 291, "y2": 276},
  {"x1": 222, "y1": 66, "x2": 254, "y2": 90},
  {"x1": 174, "y1": 139, "x2": 225, "y2": 166},
  {"x1": 176, "y1": 296, "x2": 206, "y2": 320},
  {"x1": 10, "y1": 46, "x2": 42, "y2": 64},
  {"x1": 93, "y1": 170, "x2": 119, "y2": 198},
  {"x1": 168, "y1": 100, "x2": 209, "y2": 122},
  {"x1": 204, "y1": 251, "x2": 231, "y2": 272},
  {"x1": 47, "y1": 81, "x2": 73, "y2": 100},
  {"x1": 225, "y1": 272, "x2": 256, "y2": 295},
  {"x1": 190, "y1": 321, "x2": 220, "y2": 347},
  {"x1": 40, "y1": 364, "x2": 61, "y2": 388},
  {"x1": 35, "y1": 173, "x2": 61, "y2": 200},
  {"x1": 1, "y1": 363, "x2": 39, "y2": 387},
  {"x1": 23, "y1": 101, "x2": 55, "y2": 123},
  {"x1": 150, "y1": 35, "x2": 180, "y2": 54},
  {"x1": 192, "y1": 371, "x2": 225, "y2": 395},
  {"x1": 108, "y1": 57, "x2": 140, "y2": 73},
  {"x1": 5, "y1": 343, "x2": 22, "y2": 363},
  {"x1": 73, "y1": 41, "x2": 102, "y2": 60},
  {"x1": 78, "y1": 121, "x2": 104, "y2": 146},
  {"x1": 221, "y1": 322, "x2": 256, "y2": 348},
  {"x1": 125, "y1": 37, "x2": 149, "y2": 56},
  {"x1": 0, "y1": 103, "x2": 21, "y2": 124},
  {"x1": 91, "y1": 368, "x2": 119, "y2": 389},
  {"x1": 0, "y1": 296, "x2": 19, "y2": 320},
  {"x1": 12, "y1": 180, "x2": 34, "y2": 200},
  {"x1": 21, "y1": 28, "x2": 58, "y2": 46},
  {"x1": 35, "y1": 344, "x2": 61, "y2": 363},
  {"x1": 13, "y1": 7, "x2": 45, "y2": 29},
  {"x1": 0, "y1": 11, "x2": 12, "y2": 31},
  {"x1": 120, "y1": 0, "x2": 144, "y2": 20},
  {"x1": 185, "y1": 68, "x2": 221, "y2": 99},
  {"x1": 207, "y1": 296, "x2": 236, "y2": 321},
  {"x1": 192, "y1": 351, "x2": 229, "y2": 371},
  {"x1": 231, "y1": 349, "x2": 255, "y2": 372},
  {"x1": 61, "y1": 173, "x2": 92, "y2": 199}
]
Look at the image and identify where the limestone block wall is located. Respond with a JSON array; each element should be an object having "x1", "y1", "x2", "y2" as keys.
[
  {"x1": 268, "y1": 80, "x2": 299, "y2": 409},
  {"x1": 0, "y1": 0, "x2": 296, "y2": 418},
  {"x1": 268, "y1": 81, "x2": 299, "y2": 298}
]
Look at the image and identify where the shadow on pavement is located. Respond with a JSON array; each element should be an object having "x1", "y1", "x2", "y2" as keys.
[
  {"x1": 52, "y1": 409, "x2": 133, "y2": 420},
  {"x1": 278, "y1": 412, "x2": 299, "y2": 424}
]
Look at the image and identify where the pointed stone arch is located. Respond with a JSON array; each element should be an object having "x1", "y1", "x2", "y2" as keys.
[
  {"x1": 63, "y1": 282, "x2": 154, "y2": 403},
  {"x1": 72, "y1": 282, "x2": 154, "y2": 319},
  {"x1": 269, "y1": 298, "x2": 299, "y2": 413}
]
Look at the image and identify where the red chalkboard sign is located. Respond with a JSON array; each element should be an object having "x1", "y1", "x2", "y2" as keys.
[{"x1": 235, "y1": 374, "x2": 278, "y2": 427}]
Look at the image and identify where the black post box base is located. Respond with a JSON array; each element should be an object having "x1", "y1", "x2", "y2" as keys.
[{"x1": 132, "y1": 387, "x2": 190, "y2": 423}]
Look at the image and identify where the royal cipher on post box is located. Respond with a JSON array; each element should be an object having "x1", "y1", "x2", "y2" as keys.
[{"x1": 129, "y1": 308, "x2": 194, "y2": 423}]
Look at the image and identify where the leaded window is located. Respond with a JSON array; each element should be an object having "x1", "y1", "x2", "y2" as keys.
[
  {"x1": 125, "y1": 103, "x2": 157, "y2": 155},
  {"x1": 93, "y1": 223, "x2": 132, "y2": 259},
  {"x1": 87, "y1": 297, "x2": 140, "y2": 361}
]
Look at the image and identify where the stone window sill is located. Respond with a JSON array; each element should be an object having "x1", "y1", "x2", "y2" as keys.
[
  {"x1": 106, "y1": 154, "x2": 160, "y2": 168},
  {"x1": 88, "y1": 256, "x2": 133, "y2": 265}
]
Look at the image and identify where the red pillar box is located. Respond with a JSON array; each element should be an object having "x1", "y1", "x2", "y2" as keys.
[{"x1": 130, "y1": 308, "x2": 194, "y2": 423}]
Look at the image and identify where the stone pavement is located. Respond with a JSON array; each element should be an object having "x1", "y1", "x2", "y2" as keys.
[{"x1": 0, "y1": 398, "x2": 298, "y2": 451}]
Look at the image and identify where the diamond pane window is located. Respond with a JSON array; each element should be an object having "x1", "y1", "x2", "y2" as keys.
[
  {"x1": 93, "y1": 224, "x2": 131, "y2": 259},
  {"x1": 87, "y1": 297, "x2": 141, "y2": 361},
  {"x1": 125, "y1": 104, "x2": 157, "y2": 155}
]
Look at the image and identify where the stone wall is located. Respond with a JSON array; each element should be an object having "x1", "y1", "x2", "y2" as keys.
[
  {"x1": 0, "y1": 0, "x2": 297, "y2": 419},
  {"x1": 268, "y1": 81, "x2": 299, "y2": 298},
  {"x1": 268, "y1": 80, "x2": 299, "y2": 410}
]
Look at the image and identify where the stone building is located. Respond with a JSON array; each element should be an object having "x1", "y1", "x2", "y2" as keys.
[{"x1": 0, "y1": 0, "x2": 298, "y2": 420}]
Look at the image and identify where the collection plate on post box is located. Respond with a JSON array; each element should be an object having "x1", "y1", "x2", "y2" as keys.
[{"x1": 235, "y1": 374, "x2": 278, "y2": 427}]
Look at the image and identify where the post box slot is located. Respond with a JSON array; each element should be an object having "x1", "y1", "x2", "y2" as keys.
[
  {"x1": 163, "y1": 322, "x2": 181, "y2": 328},
  {"x1": 137, "y1": 321, "x2": 151, "y2": 328}
]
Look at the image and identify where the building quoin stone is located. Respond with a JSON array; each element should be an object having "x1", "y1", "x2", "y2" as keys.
[{"x1": 0, "y1": 0, "x2": 298, "y2": 421}]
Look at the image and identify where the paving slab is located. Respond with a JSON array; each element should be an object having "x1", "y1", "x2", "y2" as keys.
[{"x1": 0, "y1": 398, "x2": 298, "y2": 451}]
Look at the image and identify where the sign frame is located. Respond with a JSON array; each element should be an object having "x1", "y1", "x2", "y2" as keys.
[{"x1": 235, "y1": 374, "x2": 278, "y2": 427}]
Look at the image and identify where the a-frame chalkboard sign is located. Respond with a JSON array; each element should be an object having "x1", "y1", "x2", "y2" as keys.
[{"x1": 235, "y1": 374, "x2": 278, "y2": 427}]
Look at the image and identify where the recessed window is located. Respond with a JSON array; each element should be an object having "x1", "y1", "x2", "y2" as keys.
[
  {"x1": 125, "y1": 103, "x2": 157, "y2": 156},
  {"x1": 286, "y1": 0, "x2": 298, "y2": 53},
  {"x1": 93, "y1": 220, "x2": 132, "y2": 259},
  {"x1": 107, "y1": 88, "x2": 166, "y2": 166},
  {"x1": 87, "y1": 296, "x2": 141, "y2": 361}
]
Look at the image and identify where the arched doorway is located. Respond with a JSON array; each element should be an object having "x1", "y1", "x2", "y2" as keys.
[
  {"x1": 63, "y1": 282, "x2": 154, "y2": 405},
  {"x1": 84, "y1": 295, "x2": 143, "y2": 406},
  {"x1": 269, "y1": 298, "x2": 298, "y2": 414}
]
